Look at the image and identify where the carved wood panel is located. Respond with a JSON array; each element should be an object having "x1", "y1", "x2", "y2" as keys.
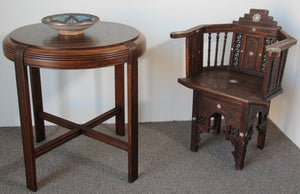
[
  {"x1": 197, "y1": 94, "x2": 243, "y2": 128},
  {"x1": 240, "y1": 35, "x2": 264, "y2": 73}
]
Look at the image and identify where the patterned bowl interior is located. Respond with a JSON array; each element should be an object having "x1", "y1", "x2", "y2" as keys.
[
  {"x1": 42, "y1": 13, "x2": 99, "y2": 25},
  {"x1": 42, "y1": 13, "x2": 99, "y2": 35}
]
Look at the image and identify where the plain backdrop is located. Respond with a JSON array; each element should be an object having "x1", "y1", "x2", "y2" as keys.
[{"x1": 0, "y1": 0, "x2": 299, "y2": 148}]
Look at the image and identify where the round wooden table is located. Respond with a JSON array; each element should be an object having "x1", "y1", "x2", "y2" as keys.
[{"x1": 3, "y1": 21, "x2": 146, "y2": 191}]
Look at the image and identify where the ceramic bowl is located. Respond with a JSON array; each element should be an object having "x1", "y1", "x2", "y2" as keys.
[{"x1": 42, "y1": 13, "x2": 99, "y2": 35}]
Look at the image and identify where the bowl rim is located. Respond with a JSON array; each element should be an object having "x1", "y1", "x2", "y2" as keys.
[{"x1": 41, "y1": 13, "x2": 100, "y2": 26}]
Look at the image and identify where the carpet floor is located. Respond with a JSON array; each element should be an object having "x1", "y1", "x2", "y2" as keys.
[{"x1": 0, "y1": 120, "x2": 299, "y2": 193}]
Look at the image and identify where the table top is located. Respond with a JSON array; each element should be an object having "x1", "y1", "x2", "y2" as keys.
[
  {"x1": 3, "y1": 21, "x2": 146, "y2": 69},
  {"x1": 10, "y1": 22, "x2": 140, "y2": 50}
]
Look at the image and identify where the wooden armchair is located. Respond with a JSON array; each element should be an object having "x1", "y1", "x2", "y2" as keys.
[{"x1": 170, "y1": 9, "x2": 296, "y2": 169}]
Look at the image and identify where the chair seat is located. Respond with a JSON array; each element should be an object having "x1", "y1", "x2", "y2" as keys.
[{"x1": 178, "y1": 69, "x2": 268, "y2": 106}]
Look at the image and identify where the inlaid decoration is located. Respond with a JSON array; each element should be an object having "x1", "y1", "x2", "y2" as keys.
[
  {"x1": 260, "y1": 38, "x2": 272, "y2": 72},
  {"x1": 252, "y1": 14, "x2": 261, "y2": 22},
  {"x1": 230, "y1": 126, "x2": 239, "y2": 137},
  {"x1": 197, "y1": 115, "x2": 206, "y2": 125},
  {"x1": 232, "y1": 33, "x2": 243, "y2": 67}
]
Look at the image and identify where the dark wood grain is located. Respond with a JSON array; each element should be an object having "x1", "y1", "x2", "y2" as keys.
[
  {"x1": 3, "y1": 21, "x2": 145, "y2": 191},
  {"x1": 82, "y1": 128, "x2": 129, "y2": 151},
  {"x1": 83, "y1": 107, "x2": 120, "y2": 128},
  {"x1": 29, "y1": 67, "x2": 45, "y2": 142},
  {"x1": 35, "y1": 129, "x2": 81, "y2": 158},
  {"x1": 126, "y1": 42, "x2": 139, "y2": 183},
  {"x1": 178, "y1": 70, "x2": 267, "y2": 105},
  {"x1": 171, "y1": 9, "x2": 296, "y2": 170},
  {"x1": 3, "y1": 22, "x2": 146, "y2": 69},
  {"x1": 191, "y1": 91, "x2": 200, "y2": 151},
  {"x1": 14, "y1": 45, "x2": 37, "y2": 191},
  {"x1": 39, "y1": 111, "x2": 129, "y2": 151},
  {"x1": 10, "y1": 22, "x2": 139, "y2": 49},
  {"x1": 115, "y1": 64, "x2": 125, "y2": 136}
]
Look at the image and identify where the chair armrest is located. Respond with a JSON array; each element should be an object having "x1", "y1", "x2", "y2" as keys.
[
  {"x1": 263, "y1": 31, "x2": 296, "y2": 99},
  {"x1": 266, "y1": 31, "x2": 297, "y2": 57},
  {"x1": 170, "y1": 25, "x2": 206, "y2": 38},
  {"x1": 170, "y1": 24, "x2": 233, "y2": 38}
]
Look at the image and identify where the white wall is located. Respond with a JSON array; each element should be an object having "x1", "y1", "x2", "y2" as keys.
[{"x1": 0, "y1": 0, "x2": 299, "y2": 147}]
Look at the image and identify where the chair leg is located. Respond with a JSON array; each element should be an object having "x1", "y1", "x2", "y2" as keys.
[
  {"x1": 191, "y1": 91, "x2": 200, "y2": 152},
  {"x1": 228, "y1": 107, "x2": 254, "y2": 170},
  {"x1": 231, "y1": 137, "x2": 247, "y2": 170},
  {"x1": 212, "y1": 114, "x2": 221, "y2": 135},
  {"x1": 257, "y1": 109, "x2": 269, "y2": 149},
  {"x1": 191, "y1": 117, "x2": 200, "y2": 152}
]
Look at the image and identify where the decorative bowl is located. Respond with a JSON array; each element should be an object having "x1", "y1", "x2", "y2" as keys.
[{"x1": 42, "y1": 13, "x2": 99, "y2": 35}]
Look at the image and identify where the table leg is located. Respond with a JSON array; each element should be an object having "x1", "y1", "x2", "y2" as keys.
[
  {"x1": 115, "y1": 64, "x2": 125, "y2": 136},
  {"x1": 30, "y1": 67, "x2": 46, "y2": 142},
  {"x1": 127, "y1": 44, "x2": 138, "y2": 182},
  {"x1": 14, "y1": 45, "x2": 37, "y2": 191}
]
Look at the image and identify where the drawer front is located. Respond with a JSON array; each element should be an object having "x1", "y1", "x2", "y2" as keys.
[{"x1": 198, "y1": 94, "x2": 243, "y2": 126}]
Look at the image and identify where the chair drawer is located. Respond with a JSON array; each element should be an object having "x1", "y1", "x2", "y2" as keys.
[{"x1": 198, "y1": 94, "x2": 243, "y2": 124}]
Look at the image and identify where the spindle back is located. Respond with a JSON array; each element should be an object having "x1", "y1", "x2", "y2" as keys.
[
  {"x1": 197, "y1": 9, "x2": 281, "y2": 77},
  {"x1": 177, "y1": 9, "x2": 295, "y2": 98},
  {"x1": 180, "y1": 9, "x2": 294, "y2": 98},
  {"x1": 185, "y1": 24, "x2": 234, "y2": 75}
]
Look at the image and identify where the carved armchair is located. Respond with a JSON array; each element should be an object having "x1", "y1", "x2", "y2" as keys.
[{"x1": 170, "y1": 9, "x2": 296, "y2": 169}]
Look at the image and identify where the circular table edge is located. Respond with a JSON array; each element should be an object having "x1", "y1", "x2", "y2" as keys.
[{"x1": 3, "y1": 32, "x2": 146, "y2": 69}]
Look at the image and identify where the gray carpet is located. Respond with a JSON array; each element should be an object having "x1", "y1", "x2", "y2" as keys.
[{"x1": 0, "y1": 120, "x2": 299, "y2": 193}]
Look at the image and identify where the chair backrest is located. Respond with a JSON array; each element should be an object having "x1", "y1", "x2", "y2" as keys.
[
  {"x1": 229, "y1": 9, "x2": 281, "y2": 77},
  {"x1": 171, "y1": 9, "x2": 296, "y2": 99}
]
